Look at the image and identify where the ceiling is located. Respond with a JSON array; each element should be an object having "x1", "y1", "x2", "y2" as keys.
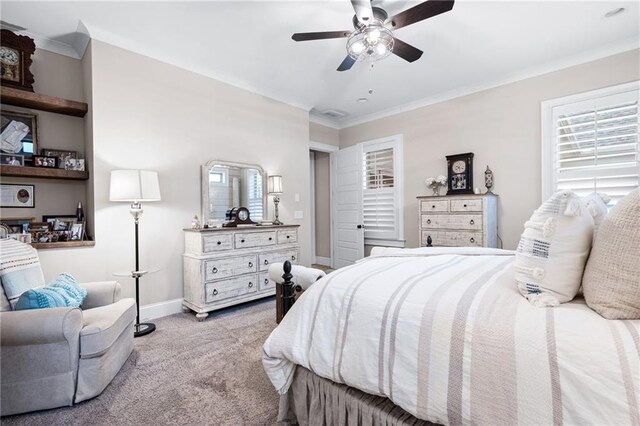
[{"x1": 2, "y1": 1, "x2": 639, "y2": 128}]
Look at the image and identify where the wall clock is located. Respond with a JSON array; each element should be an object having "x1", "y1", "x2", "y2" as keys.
[
  {"x1": 0, "y1": 30, "x2": 35, "y2": 92},
  {"x1": 446, "y1": 153, "x2": 474, "y2": 195},
  {"x1": 223, "y1": 206, "x2": 257, "y2": 227}
]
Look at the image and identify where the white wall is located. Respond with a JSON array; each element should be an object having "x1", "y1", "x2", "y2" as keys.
[
  {"x1": 37, "y1": 40, "x2": 311, "y2": 313},
  {"x1": 339, "y1": 49, "x2": 640, "y2": 249}
]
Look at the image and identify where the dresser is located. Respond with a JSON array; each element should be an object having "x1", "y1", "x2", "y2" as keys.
[
  {"x1": 183, "y1": 224, "x2": 299, "y2": 320},
  {"x1": 417, "y1": 194, "x2": 498, "y2": 248}
]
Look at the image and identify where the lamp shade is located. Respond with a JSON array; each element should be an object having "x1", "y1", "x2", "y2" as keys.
[
  {"x1": 109, "y1": 170, "x2": 161, "y2": 202},
  {"x1": 268, "y1": 175, "x2": 283, "y2": 194}
]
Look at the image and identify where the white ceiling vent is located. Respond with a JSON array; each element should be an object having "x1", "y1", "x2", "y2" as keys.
[{"x1": 321, "y1": 109, "x2": 348, "y2": 118}]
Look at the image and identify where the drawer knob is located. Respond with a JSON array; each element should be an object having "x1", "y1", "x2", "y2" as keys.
[
  {"x1": 432, "y1": 205, "x2": 436, "y2": 208},
  {"x1": 470, "y1": 237, "x2": 475, "y2": 243},
  {"x1": 264, "y1": 278, "x2": 269, "y2": 284},
  {"x1": 286, "y1": 235, "x2": 290, "y2": 239},
  {"x1": 463, "y1": 204, "x2": 467, "y2": 208},
  {"x1": 291, "y1": 255, "x2": 296, "y2": 261},
  {"x1": 212, "y1": 289, "x2": 218, "y2": 296},
  {"x1": 269, "y1": 237, "x2": 273, "y2": 241},
  {"x1": 248, "y1": 262, "x2": 253, "y2": 267},
  {"x1": 427, "y1": 219, "x2": 432, "y2": 224},
  {"x1": 470, "y1": 219, "x2": 475, "y2": 225},
  {"x1": 248, "y1": 282, "x2": 253, "y2": 288},
  {"x1": 217, "y1": 241, "x2": 221, "y2": 245},
  {"x1": 241, "y1": 239, "x2": 245, "y2": 243},
  {"x1": 212, "y1": 267, "x2": 218, "y2": 274},
  {"x1": 264, "y1": 259, "x2": 269, "y2": 265}
]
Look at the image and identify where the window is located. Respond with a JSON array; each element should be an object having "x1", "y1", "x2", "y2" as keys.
[
  {"x1": 246, "y1": 169, "x2": 263, "y2": 220},
  {"x1": 362, "y1": 136, "x2": 404, "y2": 246},
  {"x1": 542, "y1": 82, "x2": 639, "y2": 205}
]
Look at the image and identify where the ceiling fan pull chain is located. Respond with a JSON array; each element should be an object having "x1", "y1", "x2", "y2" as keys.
[{"x1": 368, "y1": 62, "x2": 374, "y2": 95}]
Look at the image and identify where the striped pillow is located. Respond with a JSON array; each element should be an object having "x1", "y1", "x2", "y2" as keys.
[
  {"x1": 515, "y1": 191, "x2": 594, "y2": 307},
  {"x1": 0, "y1": 238, "x2": 45, "y2": 309}
]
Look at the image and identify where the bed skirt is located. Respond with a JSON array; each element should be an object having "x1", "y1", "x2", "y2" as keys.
[{"x1": 278, "y1": 367, "x2": 436, "y2": 426}]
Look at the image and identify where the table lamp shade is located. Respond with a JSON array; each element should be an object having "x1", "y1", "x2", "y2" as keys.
[
  {"x1": 110, "y1": 170, "x2": 161, "y2": 202},
  {"x1": 268, "y1": 175, "x2": 283, "y2": 195}
]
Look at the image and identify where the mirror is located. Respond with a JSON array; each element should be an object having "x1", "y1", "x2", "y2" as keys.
[{"x1": 202, "y1": 161, "x2": 266, "y2": 222}]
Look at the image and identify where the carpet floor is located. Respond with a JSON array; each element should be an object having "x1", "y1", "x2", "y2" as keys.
[{"x1": 3, "y1": 298, "x2": 283, "y2": 426}]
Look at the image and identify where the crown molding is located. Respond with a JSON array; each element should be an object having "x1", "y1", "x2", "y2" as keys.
[
  {"x1": 20, "y1": 30, "x2": 82, "y2": 59},
  {"x1": 309, "y1": 113, "x2": 341, "y2": 129},
  {"x1": 335, "y1": 37, "x2": 640, "y2": 129}
]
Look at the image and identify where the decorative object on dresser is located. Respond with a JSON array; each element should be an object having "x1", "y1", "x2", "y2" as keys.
[
  {"x1": 223, "y1": 206, "x2": 257, "y2": 227},
  {"x1": 0, "y1": 29, "x2": 35, "y2": 91},
  {"x1": 484, "y1": 165, "x2": 494, "y2": 194},
  {"x1": 183, "y1": 224, "x2": 300, "y2": 321},
  {"x1": 424, "y1": 175, "x2": 446, "y2": 196},
  {"x1": 1, "y1": 109, "x2": 37, "y2": 160},
  {"x1": 417, "y1": 194, "x2": 498, "y2": 248},
  {"x1": 109, "y1": 169, "x2": 162, "y2": 337},
  {"x1": 268, "y1": 175, "x2": 283, "y2": 225},
  {"x1": 445, "y1": 152, "x2": 474, "y2": 194},
  {"x1": 0, "y1": 183, "x2": 34, "y2": 207}
]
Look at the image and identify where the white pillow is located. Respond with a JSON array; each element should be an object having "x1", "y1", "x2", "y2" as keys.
[
  {"x1": 582, "y1": 192, "x2": 610, "y2": 238},
  {"x1": 515, "y1": 191, "x2": 594, "y2": 307}
]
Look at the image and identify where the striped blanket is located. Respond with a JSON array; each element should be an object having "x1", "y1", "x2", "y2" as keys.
[{"x1": 262, "y1": 247, "x2": 640, "y2": 425}]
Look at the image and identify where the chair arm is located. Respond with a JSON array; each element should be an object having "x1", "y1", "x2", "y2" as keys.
[
  {"x1": 81, "y1": 281, "x2": 122, "y2": 309},
  {"x1": 0, "y1": 308, "x2": 82, "y2": 346}
]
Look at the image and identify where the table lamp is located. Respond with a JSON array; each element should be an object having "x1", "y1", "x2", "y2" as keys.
[
  {"x1": 268, "y1": 175, "x2": 283, "y2": 225},
  {"x1": 109, "y1": 169, "x2": 161, "y2": 337}
]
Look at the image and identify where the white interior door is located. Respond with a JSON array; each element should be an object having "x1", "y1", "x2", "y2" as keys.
[{"x1": 332, "y1": 144, "x2": 364, "y2": 268}]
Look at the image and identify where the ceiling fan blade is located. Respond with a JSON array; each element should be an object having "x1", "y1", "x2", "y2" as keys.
[
  {"x1": 392, "y1": 38, "x2": 423, "y2": 63},
  {"x1": 292, "y1": 31, "x2": 351, "y2": 42},
  {"x1": 351, "y1": 0, "x2": 374, "y2": 25},
  {"x1": 337, "y1": 56, "x2": 356, "y2": 72},
  {"x1": 388, "y1": 0, "x2": 454, "y2": 30}
]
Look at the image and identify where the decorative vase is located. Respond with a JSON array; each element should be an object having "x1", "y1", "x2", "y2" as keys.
[{"x1": 432, "y1": 185, "x2": 441, "y2": 196}]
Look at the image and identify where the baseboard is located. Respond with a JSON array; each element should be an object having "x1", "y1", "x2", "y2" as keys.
[
  {"x1": 140, "y1": 298, "x2": 183, "y2": 321},
  {"x1": 314, "y1": 256, "x2": 332, "y2": 267}
]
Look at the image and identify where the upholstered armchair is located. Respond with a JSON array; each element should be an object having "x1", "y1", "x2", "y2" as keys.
[{"x1": 0, "y1": 242, "x2": 136, "y2": 416}]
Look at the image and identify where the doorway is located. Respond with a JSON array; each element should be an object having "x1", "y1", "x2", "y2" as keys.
[{"x1": 309, "y1": 141, "x2": 338, "y2": 269}]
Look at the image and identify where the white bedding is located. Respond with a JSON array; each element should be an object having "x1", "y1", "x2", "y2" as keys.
[{"x1": 262, "y1": 248, "x2": 640, "y2": 425}]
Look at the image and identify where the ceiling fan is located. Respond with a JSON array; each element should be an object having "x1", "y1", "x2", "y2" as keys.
[{"x1": 291, "y1": 0, "x2": 455, "y2": 71}]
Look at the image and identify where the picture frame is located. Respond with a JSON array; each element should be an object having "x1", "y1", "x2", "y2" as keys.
[
  {"x1": 69, "y1": 222, "x2": 84, "y2": 241},
  {"x1": 33, "y1": 155, "x2": 57, "y2": 168},
  {"x1": 0, "y1": 109, "x2": 38, "y2": 159},
  {"x1": 40, "y1": 149, "x2": 77, "y2": 169},
  {"x1": 43, "y1": 215, "x2": 77, "y2": 231},
  {"x1": 64, "y1": 158, "x2": 85, "y2": 171},
  {"x1": 1, "y1": 217, "x2": 34, "y2": 233},
  {"x1": 1, "y1": 153, "x2": 24, "y2": 166},
  {"x1": 29, "y1": 222, "x2": 51, "y2": 232},
  {"x1": 0, "y1": 183, "x2": 34, "y2": 208}
]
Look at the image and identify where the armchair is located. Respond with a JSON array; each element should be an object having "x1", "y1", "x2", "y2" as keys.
[{"x1": 1, "y1": 280, "x2": 136, "y2": 416}]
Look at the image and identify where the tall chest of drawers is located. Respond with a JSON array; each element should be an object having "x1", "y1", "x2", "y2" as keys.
[
  {"x1": 417, "y1": 194, "x2": 498, "y2": 248},
  {"x1": 183, "y1": 225, "x2": 299, "y2": 320}
]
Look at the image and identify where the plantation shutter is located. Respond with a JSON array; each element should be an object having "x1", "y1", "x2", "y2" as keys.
[
  {"x1": 247, "y1": 170, "x2": 263, "y2": 220},
  {"x1": 551, "y1": 89, "x2": 639, "y2": 205},
  {"x1": 362, "y1": 143, "x2": 399, "y2": 241}
]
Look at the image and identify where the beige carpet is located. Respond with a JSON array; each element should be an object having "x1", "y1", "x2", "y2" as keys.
[{"x1": 3, "y1": 298, "x2": 283, "y2": 426}]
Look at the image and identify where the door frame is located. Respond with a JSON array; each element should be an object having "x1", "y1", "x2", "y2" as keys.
[{"x1": 310, "y1": 141, "x2": 339, "y2": 268}]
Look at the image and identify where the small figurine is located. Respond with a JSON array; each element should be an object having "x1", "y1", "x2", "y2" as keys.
[
  {"x1": 485, "y1": 166, "x2": 494, "y2": 194},
  {"x1": 191, "y1": 214, "x2": 201, "y2": 229}
]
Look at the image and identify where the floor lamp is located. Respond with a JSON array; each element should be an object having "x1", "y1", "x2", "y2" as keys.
[{"x1": 109, "y1": 170, "x2": 161, "y2": 337}]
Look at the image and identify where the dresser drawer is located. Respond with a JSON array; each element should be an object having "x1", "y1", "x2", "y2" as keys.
[
  {"x1": 235, "y1": 231, "x2": 277, "y2": 249},
  {"x1": 205, "y1": 275, "x2": 257, "y2": 303},
  {"x1": 448, "y1": 214, "x2": 483, "y2": 230},
  {"x1": 420, "y1": 200, "x2": 449, "y2": 213},
  {"x1": 259, "y1": 250, "x2": 299, "y2": 271},
  {"x1": 203, "y1": 234, "x2": 234, "y2": 253},
  {"x1": 450, "y1": 198, "x2": 483, "y2": 212},
  {"x1": 258, "y1": 272, "x2": 276, "y2": 292},
  {"x1": 204, "y1": 255, "x2": 257, "y2": 281},
  {"x1": 277, "y1": 229, "x2": 298, "y2": 244},
  {"x1": 422, "y1": 231, "x2": 483, "y2": 247}
]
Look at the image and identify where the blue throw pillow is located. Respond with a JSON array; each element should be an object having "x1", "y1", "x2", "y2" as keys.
[{"x1": 14, "y1": 273, "x2": 87, "y2": 311}]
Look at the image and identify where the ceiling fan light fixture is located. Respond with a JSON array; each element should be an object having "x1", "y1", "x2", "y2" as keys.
[{"x1": 346, "y1": 23, "x2": 394, "y2": 62}]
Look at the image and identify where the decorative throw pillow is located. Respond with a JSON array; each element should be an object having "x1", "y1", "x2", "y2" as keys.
[
  {"x1": 583, "y1": 188, "x2": 640, "y2": 319},
  {"x1": 0, "y1": 238, "x2": 45, "y2": 309},
  {"x1": 515, "y1": 191, "x2": 594, "y2": 307},
  {"x1": 582, "y1": 192, "x2": 611, "y2": 237},
  {"x1": 14, "y1": 273, "x2": 87, "y2": 311}
]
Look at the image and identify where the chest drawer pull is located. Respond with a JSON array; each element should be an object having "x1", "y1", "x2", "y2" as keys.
[
  {"x1": 269, "y1": 237, "x2": 273, "y2": 241},
  {"x1": 241, "y1": 239, "x2": 245, "y2": 243},
  {"x1": 248, "y1": 282, "x2": 253, "y2": 288},
  {"x1": 212, "y1": 267, "x2": 218, "y2": 274},
  {"x1": 470, "y1": 237, "x2": 475, "y2": 243},
  {"x1": 463, "y1": 204, "x2": 467, "y2": 207},
  {"x1": 286, "y1": 235, "x2": 290, "y2": 239},
  {"x1": 264, "y1": 259, "x2": 269, "y2": 265},
  {"x1": 212, "y1": 289, "x2": 218, "y2": 296},
  {"x1": 217, "y1": 241, "x2": 221, "y2": 245},
  {"x1": 427, "y1": 219, "x2": 432, "y2": 224},
  {"x1": 470, "y1": 219, "x2": 475, "y2": 225},
  {"x1": 248, "y1": 262, "x2": 253, "y2": 267},
  {"x1": 291, "y1": 255, "x2": 296, "y2": 261},
  {"x1": 264, "y1": 278, "x2": 269, "y2": 285},
  {"x1": 432, "y1": 205, "x2": 436, "y2": 208}
]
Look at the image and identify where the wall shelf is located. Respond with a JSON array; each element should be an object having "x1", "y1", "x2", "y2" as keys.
[
  {"x1": 32, "y1": 240, "x2": 95, "y2": 250},
  {"x1": 1, "y1": 86, "x2": 88, "y2": 117},
  {"x1": 0, "y1": 165, "x2": 89, "y2": 181}
]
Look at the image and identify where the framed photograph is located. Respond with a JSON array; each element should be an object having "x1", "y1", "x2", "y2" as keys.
[
  {"x1": 69, "y1": 222, "x2": 84, "y2": 241},
  {"x1": 0, "y1": 183, "x2": 34, "y2": 208},
  {"x1": 41, "y1": 149, "x2": 77, "y2": 169},
  {"x1": 43, "y1": 215, "x2": 77, "y2": 231},
  {"x1": 29, "y1": 222, "x2": 51, "y2": 232},
  {"x1": 1, "y1": 153, "x2": 24, "y2": 166},
  {"x1": 1, "y1": 217, "x2": 34, "y2": 233},
  {"x1": 64, "y1": 158, "x2": 85, "y2": 171},
  {"x1": 0, "y1": 109, "x2": 38, "y2": 159},
  {"x1": 33, "y1": 155, "x2": 57, "y2": 168}
]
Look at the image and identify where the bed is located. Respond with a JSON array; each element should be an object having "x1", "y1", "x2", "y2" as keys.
[{"x1": 262, "y1": 247, "x2": 640, "y2": 425}]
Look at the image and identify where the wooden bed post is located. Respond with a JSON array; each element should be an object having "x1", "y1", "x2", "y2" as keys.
[{"x1": 281, "y1": 260, "x2": 295, "y2": 318}]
